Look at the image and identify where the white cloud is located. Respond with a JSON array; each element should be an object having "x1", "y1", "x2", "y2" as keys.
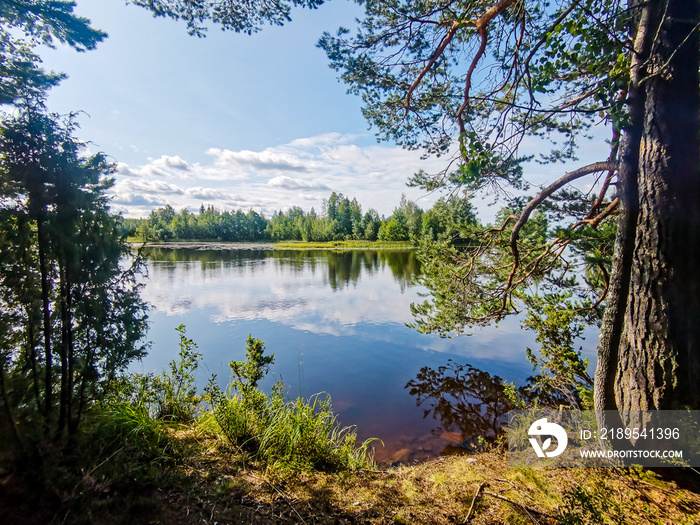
[
  {"x1": 111, "y1": 131, "x2": 611, "y2": 221},
  {"x1": 268, "y1": 175, "x2": 330, "y2": 190},
  {"x1": 153, "y1": 155, "x2": 190, "y2": 171},
  {"x1": 185, "y1": 187, "x2": 228, "y2": 200},
  {"x1": 110, "y1": 132, "x2": 453, "y2": 217},
  {"x1": 116, "y1": 179, "x2": 184, "y2": 195},
  {"x1": 142, "y1": 165, "x2": 172, "y2": 178},
  {"x1": 207, "y1": 147, "x2": 311, "y2": 172},
  {"x1": 298, "y1": 193, "x2": 319, "y2": 202},
  {"x1": 319, "y1": 143, "x2": 371, "y2": 168},
  {"x1": 110, "y1": 193, "x2": 165, "y2": 207},
  {"x1": 115, "y1": 162, "x2": 140, "y2": 177},
  {"x1": 285, "y1": 132, "x2": 354, "y2": 148}
]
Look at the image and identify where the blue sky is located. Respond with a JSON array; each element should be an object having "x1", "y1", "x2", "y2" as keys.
[{"x1": 38, "y1": 0, "x2": 608, "y2": 219}]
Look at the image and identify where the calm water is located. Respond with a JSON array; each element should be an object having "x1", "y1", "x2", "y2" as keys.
[{"x1": 135, "y1": 247, "x2": 595, "y2": 464}]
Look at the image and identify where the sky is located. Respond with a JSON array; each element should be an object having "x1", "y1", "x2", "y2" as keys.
[{"x1": 37, "y1": 0, "x2": 609, "y2": 219}]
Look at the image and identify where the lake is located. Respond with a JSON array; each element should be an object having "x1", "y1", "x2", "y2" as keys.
[{"x1": 135, "y1": 246, "x2": 595, "y2": 464}]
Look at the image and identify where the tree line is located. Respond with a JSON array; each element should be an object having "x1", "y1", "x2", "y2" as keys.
[{"x1": 125, "y1": 192, "x2": 476, "y2": 243}]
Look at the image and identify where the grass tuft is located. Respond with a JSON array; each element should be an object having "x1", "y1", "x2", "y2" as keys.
[
  {"x1": 207, "y1": 334, "x2": 377, "y2": 473},
  {"x1": 210, "y1": 388, "x2": 376, "y2": 473}
]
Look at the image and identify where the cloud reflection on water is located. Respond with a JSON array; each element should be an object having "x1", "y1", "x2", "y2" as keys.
[
  {"x1": 137, "y1": 247, "x2": 592, "y2": 464},
  {"x1": 139, "y1": 248, "x2": 538, "y2": 360}
]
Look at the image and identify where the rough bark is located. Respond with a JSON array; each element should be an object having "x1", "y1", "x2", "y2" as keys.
[{"x1": 595, "y1": 0, "x2": 700, "y2": 416}]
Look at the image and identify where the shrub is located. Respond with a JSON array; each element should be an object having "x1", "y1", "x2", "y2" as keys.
[
  {"x1": 91, "y1": 401, "x2": 173, "y2": 460},
  {"x1": 104, "y1": 324, "x2": 202, "y2": 424},
  {"x1": 207, "y1": 335, "x2": 376, "y2": 472},
  {"x1": 150, "y1": 324, "x2": 203, "y2": 422}
]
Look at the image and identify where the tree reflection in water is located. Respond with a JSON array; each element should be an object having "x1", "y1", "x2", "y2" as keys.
[
  {"x1": 140, "y1": 247, "x2": 421, "y2": 291},
  {"x1": 405, "y1": 360, "x2": 523, "y2": 451}
]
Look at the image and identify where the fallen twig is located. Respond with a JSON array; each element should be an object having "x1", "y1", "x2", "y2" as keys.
[
  {"x1": 482, "y1": 490, "x2": 554, "y2": 524},
  {"x1": 464, "y1": 481, "x2": 488, "y2": 522},
  {"x1": 248, "y1": 473, "x2": 307, "y2": 525}
]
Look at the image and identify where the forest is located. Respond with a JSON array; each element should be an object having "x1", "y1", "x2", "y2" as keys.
[{"x1": 123, "y1": 192, "x2": 473, "y2": 243}]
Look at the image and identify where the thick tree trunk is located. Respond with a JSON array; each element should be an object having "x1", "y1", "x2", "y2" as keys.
[
  {"x1": 595, "y1": 0, "x2": 700, "y2": 415},
  {"x1": 18, "y1": 214, "x2": 44, "y2": 415}
]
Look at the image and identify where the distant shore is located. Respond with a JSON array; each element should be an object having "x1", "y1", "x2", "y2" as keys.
[
  {"x1": 129, "y1": 240, "x2": 277, "y2": 250},
  {"x1": 128, "y1": 240, "x2": 414, "y2": 250}
]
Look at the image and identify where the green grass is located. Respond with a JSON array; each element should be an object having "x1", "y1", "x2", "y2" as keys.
[
  {"x1": 125, "y1": 238, "x2": 414, "y2": 249},
  {"x1": 210, "y1": 388, "x2": 377, "y2": 473},
  {"x1": 4, "y1": 411, "x2": 700, "y2": 524},
  {"x1": 125, "y1": 238, "x2": 272, "y2": 244},
  {"x1": 8, "y1": 329, "x2": 696, "y2": 523},
  {"x1": 273, "y1": 240, "x2": 414, "y2": 249},
  {"x1": 259, "y1": 393, "x2": 376, "y2": 471}
]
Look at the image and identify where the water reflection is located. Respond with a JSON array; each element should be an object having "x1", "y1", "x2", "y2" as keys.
[
  {"x1": 141, "y1": 247, "x2": 420, "y2": 291},
  {"x1": 406, "y1": 360, "x2": 520, "y2": 451},
  {"x1": 139, "y1": 248, "x2": 423, "y2": 334},
  {"x1": 136, "y1": 247, "x2": 545, "y2": 465}
]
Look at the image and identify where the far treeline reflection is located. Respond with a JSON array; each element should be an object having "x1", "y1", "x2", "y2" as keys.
[{"x1": 140, "y1": 247, "x2": 422, "y2": 291}]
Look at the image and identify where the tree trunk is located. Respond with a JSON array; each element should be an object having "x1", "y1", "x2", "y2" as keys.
[
  {"x1": 0, "y1": 360, "x2": 23, "y2": 453},
  {"x1": 595, "y1": 0, "x2": 700, "y2": 416},
  {"x1": 57, "y1": 263, "x2": 70, "y2": 439},
  {"x1": 36, "y1": 215, "x2": 54, "y2": 433},
  {"x1": 18, "y1": 214, "x2": 43, "y2": 415},
  {"x1": 24, "y1": 309, "x2": 42, "y2": 415}
]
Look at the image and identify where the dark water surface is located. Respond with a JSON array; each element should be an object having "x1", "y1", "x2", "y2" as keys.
[{"x1": 136, "y1": 247, "x2": 592, "y2": 464}]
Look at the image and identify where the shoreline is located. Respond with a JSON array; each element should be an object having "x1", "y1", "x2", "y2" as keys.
[
  {"x1": 129, "y1": 241, "x2": 277, "y2": 250},
  {"x1": 128, "y1": 240, "x2": 415, "y2": 250}
]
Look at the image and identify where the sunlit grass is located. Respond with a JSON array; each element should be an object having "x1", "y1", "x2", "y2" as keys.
[
  {"x1": 273, "y1": 240, "x2": 413, "y2": 249},
  {"x1": 211, "y1": 390, "x2": 377, "y2": 473}
]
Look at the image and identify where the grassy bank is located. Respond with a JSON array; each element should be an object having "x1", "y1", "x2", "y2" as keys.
[
  {"x1": 3, "y1": 329, "x2": 698, "y2": 524},
  {"x1": 126, "y1": 239, "x2": 277, "y2": 249},
  {"x1": 125, "y1": 239, "x2": 414, "y2": 250},
  {"x1": 273, "y1": 240, "x2": 414, "y2": 250},
  {"x1": 3, "y1": 425, "x2": 699, "y2": 524}
]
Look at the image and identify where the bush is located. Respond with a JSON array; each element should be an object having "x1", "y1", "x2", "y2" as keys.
[
  {"x1": 150, "y1": 324, "x2": 202, "y2": 422},
  {"x1": 91, "y1": 401, "x2": 173, "y2": 460},
  {"x1": 93, "y1": 330, "x2": 374, "y2": 473},
  {"x1": 207, "y1": 335, "x2": 376, "y2": 472},
  {"x1": 104, "y1": 324, "x2": 202, "y2": 424}
]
